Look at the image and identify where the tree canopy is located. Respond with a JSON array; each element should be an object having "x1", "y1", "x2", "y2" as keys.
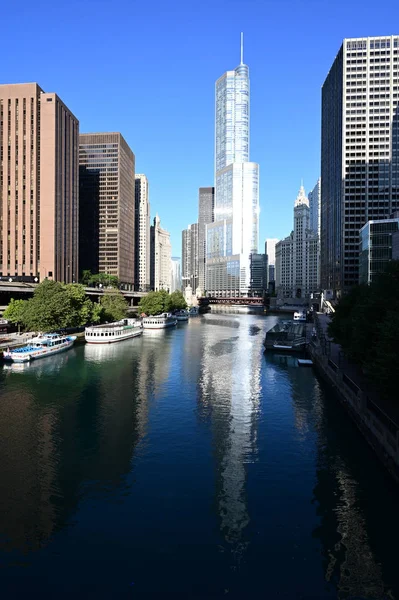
[
  {"x1": 80, "y1": 270, "x2": 119, "y2": 288},
  {"x1": 2, "y1": 280, "x2": 127, "y2": 332},
  {"x1": 328, "y1": 260, "x2": 399, "y2": 400},
  {"x1": 138, "y1": 290, "x2": 187, "y2": 316},
  {"x1": 100, "y1": 289, "x2": 128, "y2": 322}
]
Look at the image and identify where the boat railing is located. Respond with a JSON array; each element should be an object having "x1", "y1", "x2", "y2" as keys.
[{"x1": 273, "y1": 336, "x2": 306, "y2": 348}]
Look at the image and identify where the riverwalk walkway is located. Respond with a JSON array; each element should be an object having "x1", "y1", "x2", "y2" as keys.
[{"x1": 313, "y1": 313, "x2": 399, "y2": 428}]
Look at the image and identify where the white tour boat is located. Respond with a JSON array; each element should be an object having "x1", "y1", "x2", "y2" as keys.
[
  {"x1": 142, "y1": 313, "x2": 177, "y2": 329},
  {"x1": 175, "y1": 310, "x2": 189, "y2": 321},
  {"x1": 3, "y1": 333, "x2": 76, "y2": 363},
  {"x1": 85, "y1": 318, "x2": 143, "y2": 344}
]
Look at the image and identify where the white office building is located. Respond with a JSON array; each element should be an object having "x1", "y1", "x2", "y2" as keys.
[
  {"x1": 171, "y1": 257, "x2": 182, "y2": 292},
  {"x1": 276, "y1": 185, "x2": 319, "y2": 299},
  {"x1": 134, "y1": 174, "x2": 150, "y2": 290},
  {"x1": 206, "y1": 35, "x2": 260, "y2": 297},
  {"x1": 150, "y1": 214, "x2": 171, "y2": 291},
  {"x1": 321, "y1": 35, "x2": 399, "y2": 292}
]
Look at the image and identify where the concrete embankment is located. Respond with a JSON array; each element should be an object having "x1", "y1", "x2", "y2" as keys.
[{"x1": 309, "y1": 313, "x2": 399, "y2": 484}]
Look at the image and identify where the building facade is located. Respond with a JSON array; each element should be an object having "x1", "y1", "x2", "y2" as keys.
[
  {"x1": 79, "y1": 133, "x2": 135, "y2": 287},
  {"x1": 275, "y1": 186, "x2": 319, "y2": 299},
  {"x1": 150, "y1": 214, "x2": 171, "y2": 291},
  {"x1": 134, "y1": 174, "x2": 150, "y2": 291},
  {"x1": 182, "y1": 223, "x2": 199, "y2": 293},
  {"x1": 206, "y1": 38, "x2": 260, "y2": 297},
  {"x1": 265, "y1": 238, "x2": 279, "y2": 286},
  {"x1": 198, "y1": 186, "x2": 214, "y2": 294},
  {"x1": 359, "y1": 217, "x2": 399, "y2": 283},
  {"x1": 0, "y1": 83, "x2": 79, "y2": 283},
  {"x1": 321, "y1": 35, "x2": 399, "y2": 294},
  {"x1": 308, "y1": 178, "x2": 321, "y2": 237},
  {"x1": 171, "y1": 257, "x2": 182, "y2": 292},
  {"x1": 249, "y1": 253, "x2": 267, "y2": 296}
]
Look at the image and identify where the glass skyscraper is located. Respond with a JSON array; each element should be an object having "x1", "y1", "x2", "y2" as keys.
[{"x1": 206, "y1": 36, "x2": 259, "y2": 297}]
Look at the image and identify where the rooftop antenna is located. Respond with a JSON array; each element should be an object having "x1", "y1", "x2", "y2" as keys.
[{"x1": 240, "y1": 32, "x2": 244, "y2": 65}]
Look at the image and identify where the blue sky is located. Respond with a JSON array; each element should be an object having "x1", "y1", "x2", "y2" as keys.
[{"x1": 2, "y1": 0, "x2": 399, "y2": 256}]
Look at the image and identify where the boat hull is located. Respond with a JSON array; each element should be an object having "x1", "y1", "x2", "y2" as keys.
[
  {"x1": 85, "y1": 329, "x2": 142, "y2": 344},
  {"x1": 142, "y1": 321, "x2": 177, "y2": 329},
  {"x1": 3, "y1": 337, "x2": 76, "y2": 363}
]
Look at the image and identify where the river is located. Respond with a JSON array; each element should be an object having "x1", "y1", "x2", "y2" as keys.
[{"x1": 0, "y1": 313, "x2": 398, "y2": 599}]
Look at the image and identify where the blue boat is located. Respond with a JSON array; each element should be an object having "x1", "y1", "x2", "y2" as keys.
[{"x1": 3, "y1": 333, "x2": 77, "y2": 363}]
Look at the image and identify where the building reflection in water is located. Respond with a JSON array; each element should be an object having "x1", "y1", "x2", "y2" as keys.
[
  {"x1": 0, "y1": 335, "x2": 172, "y2": 556},
  {"x1": 197, "y1": 314, "x2": 263, "y2": 560},
  {"x1": 286, "y1": 364, "x2": 395, "y2": 600}
]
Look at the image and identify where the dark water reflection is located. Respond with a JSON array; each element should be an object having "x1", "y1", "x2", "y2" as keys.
[{"x1": 0, "y1": 314, "x2": 398, "y2": 599}]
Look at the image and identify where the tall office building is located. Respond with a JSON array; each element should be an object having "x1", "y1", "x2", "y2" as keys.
[
  {"x1": 79, "y1": 133, "x2": 135, "y2": 287},
  {"x1": 198, "y1": 186, "x2": 214, "y2": 294},
  {"x1": 134, "y1": 174, "x2": 150, "y2": 290},
  {"x1": 182, "y1": 223, "x2": 199, "y2": 292},
  {"x1": 265, "y1": 238, "x2": 279, "y2": 285},
  {"x1": 0, "y1": 83, "x2": 79, "y2": 283},
  {"x1": 308, "y1": 178, "x2": 321, "y2": 237},
  {"x1": 150, "y1": 214, "x2": 171, "y2": 291},
  {"x1": 321, "y1": 35, "x2": 399, "y2": 293},
  {"x1": 275, "y1": 185, "x2": 319, "y2": 298},
  {"x1": 206, "y1": 35, "x2": 260, "y2": 297},
  {"x1": 170, "y1": 257, "x2": 182, "y2": 292}
]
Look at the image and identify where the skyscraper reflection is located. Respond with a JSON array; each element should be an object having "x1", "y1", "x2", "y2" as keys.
[{"x1": 197, "y1": 314, "x2": 263, "y2": 555}]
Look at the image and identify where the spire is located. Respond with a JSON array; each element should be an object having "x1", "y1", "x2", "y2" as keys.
[
  {"x1": 240, "y1": 32, "x2": 244, "y2": 65},
  {"x1": 295, "y1": 182, "x2": 309, "y2": 207}
]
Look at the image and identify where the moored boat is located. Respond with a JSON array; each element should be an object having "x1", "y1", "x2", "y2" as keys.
[
  {"x1": 85, "y1": 318, "x2": 143, "y2": 344},
  {"x1": 293, "y1": 310, "x2": 307, "y2": 322},
  {"x1": 175, "y1": 310, "x2": 189, "y2": 321},
  {"x1": 188, "y1": 306, "x2": 199, "y2": 316},
  {"x1": 2, "y1": 333, "x2": 76, "y2": 363},
  {"x1": 142, "y1": 313, "x2": 177, "y2": 329}
]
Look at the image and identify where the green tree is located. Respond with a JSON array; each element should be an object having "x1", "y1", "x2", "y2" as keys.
[
  {"x1": 80, "y1": 269, "x2": 92, "y2": 286},
  {"x1": 166, "y1": 290, "x2": 187, "y2": 311},
  {"x1": 64, "y1": 284, "x2": 96, "y2": 326},
  {"x1": 100, "y1": 289, "x2": 128, "y2": 322},
  {"x1": 23, "y1": 280, "x2": 71, "y2": 331},
  {"x1": 328, "y1": 260, "x2": 399, "y2": 399},
  {"x1": 13, "y1": 280, "x2": 100, "y2": 332},
  {"x1": 89, "y1": 273, "x2": 119, "y2": 288},
  {"x1": 3, "y1": 298, "x2": 29, "y2": 331},
  {"x1": 138, "y1": 290, "x2": 168, "y2": 315}
]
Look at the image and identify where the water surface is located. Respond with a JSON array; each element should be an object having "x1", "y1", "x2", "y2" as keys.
[{"x1": 0, "y1": 314, "x2": 398, "y2": 599}]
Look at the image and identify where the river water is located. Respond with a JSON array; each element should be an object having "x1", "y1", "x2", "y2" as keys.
[{"x1": 0, "y1": 313, "x2": 398, "y2": 599}]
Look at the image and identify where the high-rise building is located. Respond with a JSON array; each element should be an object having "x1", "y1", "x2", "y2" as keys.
[
  {"x1": 308, "y1": 178, "x2": 321, "y2": 237},
  {"x1": 321, "y1": 35, "x2": 399, "y2": 293},
  {"x1": 249, "y1": 253, "x2": 267, "y2": 296},
  {"x1": 198, "y1": 187, "x2": 214, "y2": 294},
  {"x1": 275, "y1": 185, "x2": 319, "y2": 298},
  {"x1": 150, "y1": 214, "x2": 171, "y2": 291},
  {"x1": 182, "y1": 223, "x2": 199, "y2": 292},
  {"x1": 134, "y1": 174, "x2": 150, "y2": 291},
  {"x1": 79, "y1": 133, "x2": 135, "y2": 287},
  {"x1": 206, "y1": 35, "x2": 260, "y2": 297},
  {"x1": 170, "y1": 257, "x2": 182, "y2": 292},
  {"x1": 265, "y1": 238, "x2": 279, "y2": 286},
  {"x1": 359, "y1": 217, "x2": 399, "y2": 284},
  {"x1": 0, "y1": 83, "x2": 79, "y2": 283}
]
